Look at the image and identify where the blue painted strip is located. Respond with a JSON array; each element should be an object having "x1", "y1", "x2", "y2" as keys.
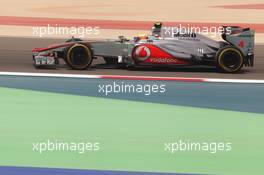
[
  {"x1": 0, "y1": 75, "x2": 263, "y2": 113},
  {"x1": 0, "y1": 166, "x2": 201, "y2": 175}
]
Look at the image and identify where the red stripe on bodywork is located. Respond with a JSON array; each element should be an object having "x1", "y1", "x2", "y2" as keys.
[
  {"x1": 100, "y1": 75, "x2": 205, "y2": 82},
  {"x1": 32, "y1": 43, "x2": 73, "y2": 52}
]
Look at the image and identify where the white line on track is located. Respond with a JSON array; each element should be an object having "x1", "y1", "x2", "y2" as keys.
[
  {"x1": 0, "y1": 71, "x2": 264, "y2": 84},
  {"x1": 0, "y1": 72, "x2": 99, "y2": 79},
  {"x1": 206, "y1": 78, "x2": 264, "y2": 84}
]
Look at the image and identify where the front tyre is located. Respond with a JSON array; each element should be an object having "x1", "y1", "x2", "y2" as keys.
[
  {"x1": 216, "y1": 46, "x2": 244, "y2": 73},
  {"x1": 66, "y1": 44, "x2": 93, "y2": 70}
]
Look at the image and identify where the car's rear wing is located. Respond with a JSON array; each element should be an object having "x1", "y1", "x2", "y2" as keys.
[{"x1": 222, "y1": 26, "x2": 255, "y2": 57}]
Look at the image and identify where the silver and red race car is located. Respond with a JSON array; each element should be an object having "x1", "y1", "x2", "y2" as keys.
[{"x1": 32, "y1": 22, "x2": 255, "y2": 73}]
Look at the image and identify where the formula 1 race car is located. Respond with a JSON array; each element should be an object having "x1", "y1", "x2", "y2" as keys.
[{"x1": 32, "y1": 22, "x2": 255, "y2": 73}]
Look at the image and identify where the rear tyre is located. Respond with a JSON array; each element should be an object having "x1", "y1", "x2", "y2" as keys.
[
  {"x1": 216, "y1": 46, "x2": 244, "y2": 73},
  {"x1": 66, "y1": 44, "x2": 93, "y2": 70}
]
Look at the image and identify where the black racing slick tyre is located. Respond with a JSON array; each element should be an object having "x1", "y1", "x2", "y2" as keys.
[
  {"x1": 216, "y1": 46, "x2": 244, "y2": 73},
  {"x1": 66, "y1": 44, "x2": 93, "y2": 70}
]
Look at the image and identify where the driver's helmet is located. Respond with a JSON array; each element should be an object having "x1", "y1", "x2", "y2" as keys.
[
  {"x1": 154, "y1": 22, "x2": 162, "y2": 29},
  {"x1": 152, "y1": 22, "x2": 163, "y2": 36}
]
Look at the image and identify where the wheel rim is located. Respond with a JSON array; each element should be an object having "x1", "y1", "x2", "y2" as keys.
[
  {"x1": 68, "y1": 46, "x2": 90, "y2": 68},
  {"x1": 219, "y1": 49, "x2": 243, "y2": 72}
]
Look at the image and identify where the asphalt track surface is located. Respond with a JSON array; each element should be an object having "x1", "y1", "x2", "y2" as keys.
[
  {"x1": 0, "y1": 36, "x2": 264, "y2": 79},
  {"x1": 0, "y1": 75, "x2": 263, "y2": 114},
  {"x1": 0, "y1": 166, "x2": 199, "y2": 175}
]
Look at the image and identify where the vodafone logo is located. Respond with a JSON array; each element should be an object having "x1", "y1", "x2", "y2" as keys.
[
  {"x1": 134, "y1": 46, "x2": 151, "y2": 61},
  {"x1": 150, "y1": 58, "x2": 177, "y2": 63}
]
